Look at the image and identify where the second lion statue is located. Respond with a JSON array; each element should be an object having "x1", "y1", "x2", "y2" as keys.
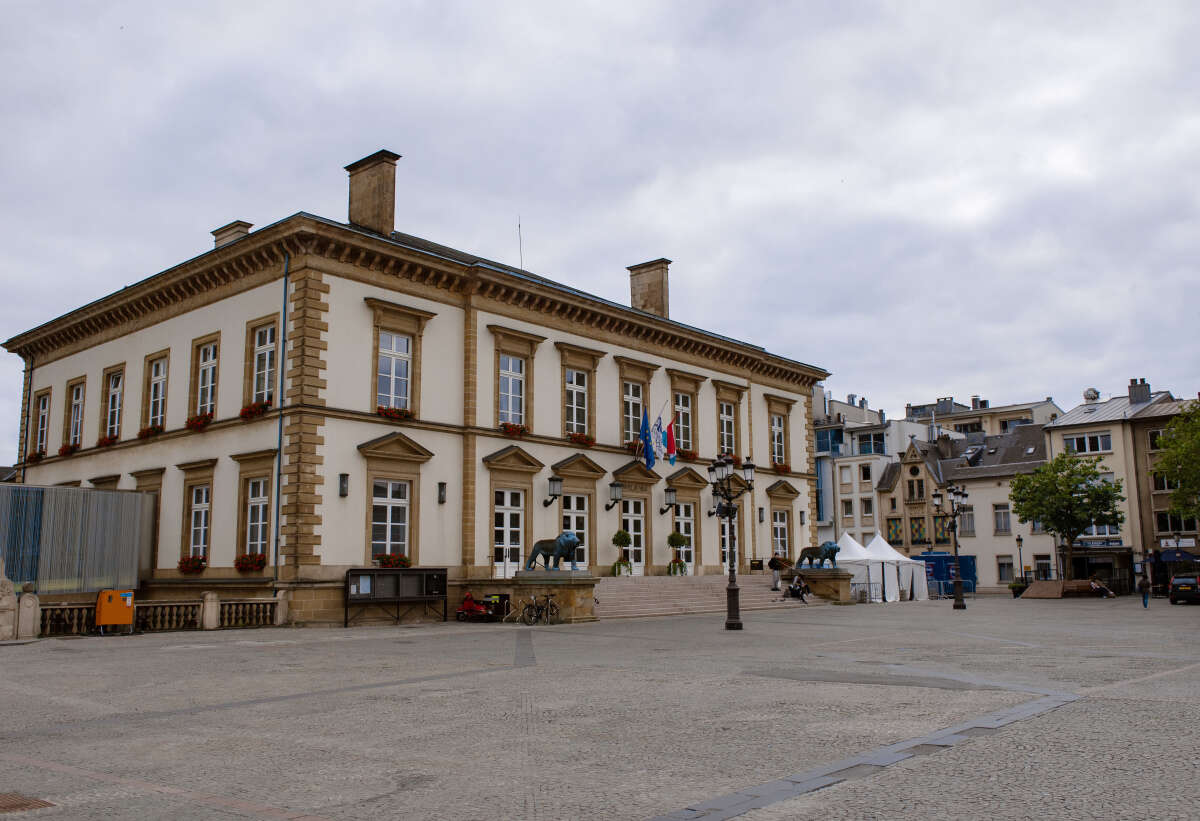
[{"x1": 524, "y1": 531, "x2": 583, "y2": 571}]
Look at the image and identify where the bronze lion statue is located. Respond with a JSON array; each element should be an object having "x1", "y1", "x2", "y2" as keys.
[
  {"x1": 525, "y1": 532, "x2": 582, "y2": 571},
  {"x1": 798, "y1": 541, "x2": 839, "y2": 569}
]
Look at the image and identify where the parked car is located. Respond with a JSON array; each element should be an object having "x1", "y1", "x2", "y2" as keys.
[{"x1": 1168, "y1": 575, "x2": 1200, "y2": 605}]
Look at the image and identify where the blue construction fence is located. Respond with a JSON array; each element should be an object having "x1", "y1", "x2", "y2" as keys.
[{"x1": 912, "y1": 551, "x2": 977, "y2": 597}]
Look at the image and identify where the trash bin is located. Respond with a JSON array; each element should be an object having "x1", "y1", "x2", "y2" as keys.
[{"x1": 96, "y1": 589, "x2": 134, "y2": 634}]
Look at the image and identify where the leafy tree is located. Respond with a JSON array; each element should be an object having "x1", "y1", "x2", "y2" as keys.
[
  {"x1": 1009, "y1": 452, "x2": 1125, "y2": 580},
  {"x1": 1154, "y1": 401, "x2": 1200, "y2": 524}
]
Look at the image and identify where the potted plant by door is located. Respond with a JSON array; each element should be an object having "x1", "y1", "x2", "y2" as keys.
[
  {"x1": 611, "y1": 530, "x2": 632, "y2": 576},
  {"x1": 667, "y1": 531, "x2": 689, "y2": 575}
]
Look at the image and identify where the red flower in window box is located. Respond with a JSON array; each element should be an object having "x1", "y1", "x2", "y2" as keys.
[
  {"x1": 499, "y1": 422, "x2": 528, "y2": 438},
  {"x1": 375, "y1": 553, "x2": 411, "y2": 568},
  {"x1": 96, "y1": 435, "x2": 118, "y2": 448},
  {"x1": 57, "y1": 443, "x2": 80, "y2": 457},
  {"x1": 773, "y1": 461, "x2": 791, "y2": 473},
  {"x1": 677, "y1": 449, "x2": 699, "y2": 462},
  {"x1": 625, "y1": 440, "x2": 641, "y2": 454},
  {"x1": 234, "y1": 552, "x2": 267, "y2": 572},
  {"x1": 240, "y1": 400, "x2": 271, "y2": 421},
  {"x1": 566, "y1": 432, "x2": 595, "y2": 448},
  {"x1": 178, "y1": 555, "x2": 207, "y2": 575},
  {"x1": 25, "y1": 450, "x2": 45, "y2": 465},
  {"x1": 137, "y1": 424, "x2": 165, "y2": 440},
  {"x1": 376, "y1": 405, "x2": 414, "y2": 422},
  {"x1": 185, "y1": 412, "x2": 214, "y2": 432}
]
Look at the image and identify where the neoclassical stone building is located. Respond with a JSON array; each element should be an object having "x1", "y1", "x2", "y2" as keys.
[{"x1": 5, "y1": 150, "x2": 828, "y2": 621}]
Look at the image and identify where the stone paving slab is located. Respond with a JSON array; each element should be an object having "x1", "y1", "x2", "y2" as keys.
[{"x1": 1, "y1": 597, "x2": 1197, "y2": 819}]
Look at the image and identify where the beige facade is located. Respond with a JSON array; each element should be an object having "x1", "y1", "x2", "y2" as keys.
[
  {"x1": 906, "y1": 396, "x2": 1062, "y2": 437},
  {"x1": 6, "y1": 150, "x2": 828, "y2": 619}
]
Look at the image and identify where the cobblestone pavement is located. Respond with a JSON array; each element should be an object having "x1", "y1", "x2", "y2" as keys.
[{"x1": 1, "y1": 595, "x2": 1197, "y2": 819}]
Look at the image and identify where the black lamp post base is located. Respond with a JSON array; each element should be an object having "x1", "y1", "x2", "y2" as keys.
[
  {"x1": 952, "y1": 600, "x2": 967, "y2": 610},
  {"x1": 726, "y1": 578, "x2": 742, "y2": 630},
  {"x1": 725, "y1": 620, "x2": 744, "y2": 630},
  {"x1": 952, "y1": 580, "x2": 966, "y2": 610}
]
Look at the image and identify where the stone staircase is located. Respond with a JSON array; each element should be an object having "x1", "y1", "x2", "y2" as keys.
[{"x1": 593, "y1": 572, "x2": 823, "y2": 620}]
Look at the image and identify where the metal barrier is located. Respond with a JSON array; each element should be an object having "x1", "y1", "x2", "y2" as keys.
[
  {"x1": 850, "y1": 582, "x2": 882, "y2": 603},
  {"x1": 928, "y1": 580, "x2": 977, "y2": 599}
]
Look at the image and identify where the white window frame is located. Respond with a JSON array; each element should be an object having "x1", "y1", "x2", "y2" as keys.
[
  {"x1": 770, "y1": 414, "x2": 785, "y2": 464},
  {"x1": 960, "y1": 505, "x2": 975, "y2": 536},
  {"x1": 1063, "y1": 432, "x2": 1112, "y2": 454},
  {"x1": 623, "y1": 381, "x2": 644, "y2": 445},
  {"x1": 772, "y1": 510, "x2": 789, "y2": 559},
  {"x1": 196, "y1": 342, "x2": 218, "y2": 416},
  {"x1": 148, "y1": 357, "x2": 167, "y2": 428},
  {"x1": 861, "y1": 497, "x2": 873, "y2": 517},
  {"x1": 68, "y1": 383, "x2": 84, "y2": 446},
  {"x1": 493, "y1": 489, "x2": 524, "y2": 575},
  {"x1": 498, "y1": 354, "x2": 525, "y2": 425},
  {"x1": 621, "y1": 498, "x2": 645, "y2": 573},
  {"x1": 674, "y1": 503, "x2": 695, "y2": 567},
  {"x1": 371, "y1": 479, "x2": 411, "y2": 557},
  {"x1": 376, "y1": 331, "x2": 412, "y2": 410},
  {"x1": 673, "y1": 391, "x2": 692, "y2": 451},
  {"x1": 842, "y1": 499, "x2": 854, "y2": 518},
  {"x1": 561, "y1": 493, "x2": 588, "y2": 566},
  {"x1": 105, "y1": 371, "x2": 122, "y2": 439},
  {"x1": 189, "y1": 484, "x2": 211, "y2": 558},
  {"x1": 245, "y1": 477, "x2": 270, "y2": 555},
  {"x1": 719, "y1": 400, "x2": 736, "y2": 454},
  {"x1": 564, "y1": 368, "x2": 587, "y2": 435},
  {"x1": 35, "y1": 394, "x2": 49, "y2": 453},
  {"x1": 997, "y1": 554, "x2": 1014, "y2": 583},
  {"x1": 253, "y1": 325, "x2": 277, "y2": 405},
  {"x1": 993, "y1": 503, "x2": 1011, "y2": 535}
]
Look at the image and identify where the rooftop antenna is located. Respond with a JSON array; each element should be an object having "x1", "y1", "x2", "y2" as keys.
[{"x1": 517, "y1": 215, "x2": 524, "y2": 270}]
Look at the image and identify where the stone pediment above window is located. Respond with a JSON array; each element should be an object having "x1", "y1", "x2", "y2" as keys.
[
  {"x1": 489, "y1": 325, "x2": 546, "y2": 357},
  {"x1": 364, "y1": 298, "x2": 436, "y2": 336},
  {"x1": 482, "y1": 444, "x2": 545, "y2": 474},
  {"x1": 554, "y1": 341, "x2": 606, "y2": 370},
  {"x1": 665, "y1": 466, "x2": 708, "y2": 490},
  {"x1": 612, "y1": 460, "x2": 662, "y2": 488},
  {"x1": 614, "y1": 355, "x2": 660, "y2": 384},
  {"x1": 551, "y1": 452, "x2": 606, "y2": 479},
  {"x1": 764, "y1": 479, "x2": 800, "y2": 499},
  {"x1": 357, "y1": 431, "x2": 434, "y2": 464},
  {"x1": 665, "y1": 367, "x2": 706, "y2": 394},
  {"x1": 712, "y1": 379, "x2": 747, "y2": 402}
]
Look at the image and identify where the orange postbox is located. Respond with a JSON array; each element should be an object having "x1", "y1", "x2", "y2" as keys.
[{"x1": 96, "y1": 589, "x2": 135, "y2": 634}]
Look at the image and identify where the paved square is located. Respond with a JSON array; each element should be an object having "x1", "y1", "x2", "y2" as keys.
[{"x1": 1, "y1": 596, "x2": 1197, "y2": 820}]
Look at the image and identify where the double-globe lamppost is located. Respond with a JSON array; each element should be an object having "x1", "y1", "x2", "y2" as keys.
[
  {"x1": 707, "y1": 453, "x2": 756, "y2": 630},
  {"x1": 931, "y1": 484, "x2": 968, "y2": 611}
]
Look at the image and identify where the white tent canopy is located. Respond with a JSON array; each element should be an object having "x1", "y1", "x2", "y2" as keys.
[
  {"x1": 827, "y1": 532, "x2": 888, "y2": 602},
  {"x1": 865, "y1": 532, "x2": 930, "y2": 602}
]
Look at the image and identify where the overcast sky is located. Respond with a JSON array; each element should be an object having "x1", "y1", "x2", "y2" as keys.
[{"x1": 2, "y1": 1, "x2": 1198, "y2": 456}]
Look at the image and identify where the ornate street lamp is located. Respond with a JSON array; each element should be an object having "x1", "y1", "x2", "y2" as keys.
[
  {"x1": 1015, "y1": 534, "x2": 1024, "y2": 583},
  {"x1": 708, "y1": 454, "x2": 756, "y2": 630},
  {"x1": 933, "y1": 484, "x2": 968, "y2": 610}
]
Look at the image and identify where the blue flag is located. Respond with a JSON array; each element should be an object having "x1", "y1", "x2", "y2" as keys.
[{"x1": 640, "y1": 408, "x2": 655, "y2": 469}]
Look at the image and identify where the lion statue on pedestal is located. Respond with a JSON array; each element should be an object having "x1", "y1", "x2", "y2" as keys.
[{"x1": 524, "y1": 532, "x2": 583, "y2": 571}]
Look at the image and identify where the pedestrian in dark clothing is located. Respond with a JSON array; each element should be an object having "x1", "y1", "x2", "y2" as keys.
[
  {"x1": 768, "y1": 552, "x2": 783, "y2": 591},
  {"x1": 1138, "y1": 576, "x2": 1150, "y2": 608},
  {"x1": 787, "y1": 575, "x2": 810, "y2": 603}
]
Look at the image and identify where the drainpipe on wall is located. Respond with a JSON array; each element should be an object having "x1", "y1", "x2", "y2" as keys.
[
  {"x1": 272, "y1": 254, "x2": 290, "y2": 583},
  {"x1": 18, "y1": 354, "x2": 32, "y2": 483}
]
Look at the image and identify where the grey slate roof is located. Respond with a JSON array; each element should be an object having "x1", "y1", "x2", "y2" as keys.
[
  {"x1": 944, "y1": 425, "x2": 1046, "y2": 481},
  {"x1": 1046, "y1": 391, "x2": 1172, "y2": 428}
]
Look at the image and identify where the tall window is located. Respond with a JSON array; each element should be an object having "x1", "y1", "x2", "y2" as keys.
[
  {"x1": 148, "y1": 357, "x2": 167, "y2": 428},
  {"x1": 907, "y1": 478, "x2": 925, "y2": 500},
  {"x1": 860, "y1": 464, "x2": 872, "y2": 482},
  {"x1": 674, "y1": 503, "x2": 694, "y2": 566},
  {"x1": 189, "y1": 485, "x2": 211, "y2": 557},
  {"x1": 1155, "y1": 512, "x2": 1196, "y2": 533},
  {"x1": 68, "y1": 382, "x2": 84, "y2": 446},
  {"x1": 673, "y1": 392, "x2": 692, "y2": 451},
  {"x1": 252, "y1": 325, "x2": 276, "y2": 405},
  {"x1": 719, "y1": 517, "x2": 736, "y2": 566},
  {"x1": 1148, "y1": 429, "x2": 1163, "y2": 451},
  {"x1": 376, "y1": 331, "x2": 411, "y2": 409},
  {"x1": 105, "y1": 371, "x2": 123, "y2": 439},
  {"x1": 34, "y1": 393, "x2": 49, "y2": 453},
  {"x1": 1034, "y1": 555, "x2": 1052, "y2": 580},
  {"x1": 245, "y1": 478, "x2": 270, "y2": 554},
  {"x1": 842, "y1": 499, "x2": 853, "y2": 518},
  {"x1": 621, "y1": 499, "x2": 644, "y2": 568},
  {"x1": 997, "y1": 555, "x2": 1014, "y2": 583},
  {"x1": 861, "y1": 498, "x2": 873, "y2": 518},
  {"x1": 772, "y1": 510, "x2": 789, "y2": 559},
  {"x1": 622, "y1": 382, "x2": 643, "y2": 444},
  {"x1": 993, "y1": 503, "x2": 1011, "y2": 535},
  {"x1": 858, "y1": 433, "x2": 885, "y2": 455},
  {"x1": 719, "y1": 401, "x2": 736, "y2": 454},
  {"x1": 498, "y1": 354, "x2": 524, "y2": 424},
  {"x1": 561, "y1": 494, "x2": 587, "y2": 565},
  {"x1": 770, "y1": 414, "x2": 785, "y2": 464},
  {"x1": 959, "y1": 505, "x2": 975, "y2": 536},
  {"x1": 371, "y1": 479, "x2": 410, "y2": 557},
  {"x1": 493, "y1": 490, "x2": 523, "y2": 572},
  {"x1": 196, "y1": 342, "x2": 218, "y2": 415},
  {"x1": 564, "y1": 369, "x2": 587, "y2": 434}
]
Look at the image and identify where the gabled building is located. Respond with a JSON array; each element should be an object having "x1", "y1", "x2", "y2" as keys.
[
  {"x1": 906, "y1": 395, "x2": 1063, "y2": 436},
  {"x1": 4, "y1": 150, "x2": 828, "y2": 620}
]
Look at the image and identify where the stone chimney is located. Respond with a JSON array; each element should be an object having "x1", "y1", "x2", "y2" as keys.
[
  {"x1": 1128, "y1": 378, "x2": 1151, "y2": 405},
  {"x1": 847, "y1": 394, "x2": 857, "y2": 407},
  {"x1": 212, "y1": 220, "x2": 252, "y2": 248},
  {"x1": 971, "y1": 395, "x2": 981, "y2": 410},
  {"x1": 858, "y1": 398, "x2": 867, "y2": 409},
  {"x1": 345, "y1": 149, "x2": 401, "y2": 236},
  {"x1": 879, "y1": 409, "x2": 886, "y2": 425},
  {"x1": 627, "y1": 258, "x2": 671, "y2": 318}
]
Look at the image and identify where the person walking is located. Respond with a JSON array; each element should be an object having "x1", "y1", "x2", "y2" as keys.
[
  {"x1": 1138, "y1": 575, "x2": 1150, "y2": 608},
  {"x1": 768, "y1": 552, "x2": 783, "y2": 591}
]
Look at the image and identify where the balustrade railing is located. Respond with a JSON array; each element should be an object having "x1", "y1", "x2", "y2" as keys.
[
  {"x1": 37, "y1": 597, "x2": 274, "y2": 635},
  {"x1": 137, "y1": 601, "x2": 201, "y2": 632},
  {"x1": 219, "y1": 599, "x2": 276, "y2": 628}
]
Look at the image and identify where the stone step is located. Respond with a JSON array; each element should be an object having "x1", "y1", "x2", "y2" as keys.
[{"x1": 593, "y1": 573, "x2": 819, "y2": 620}]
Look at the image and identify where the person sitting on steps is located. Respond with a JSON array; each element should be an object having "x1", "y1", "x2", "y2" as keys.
[{"x1": 786, "y1": 574, "x2": 810, "y2": 603}]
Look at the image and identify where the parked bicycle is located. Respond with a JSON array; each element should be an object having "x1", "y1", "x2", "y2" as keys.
[{"x1": 521, "y1": 593, "x2": 561, "y2": 625}]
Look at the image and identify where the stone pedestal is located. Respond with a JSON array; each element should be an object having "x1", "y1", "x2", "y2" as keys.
[
  {"x1": 788, "y1": 567, "x2": 854, "y2": 603},
  {"x1": 200, "y1": 591, "x2": 220, "y2": 630},
  {"x1": 17, "y1": 592, "x2": 40, "y2": 639},
  {"x1": 453, "y1": 570, "x2": 598, "y2": 623}
]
